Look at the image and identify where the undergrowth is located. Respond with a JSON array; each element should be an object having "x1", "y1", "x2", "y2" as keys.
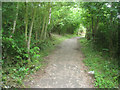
[
  {"x1": 80, "y1": 38, "x2": 119, "y2": 88},
  {"x1": 2, "y1": 34, "x2": 73, "y2": 88}
]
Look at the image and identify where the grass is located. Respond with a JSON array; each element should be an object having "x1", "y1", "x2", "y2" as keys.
[
  {"x1": 2, "y1": 34, "x2": 76, "y2": 88},
  {"x1": 80, "y1": 38, "x2": 119, "y2": 88}
]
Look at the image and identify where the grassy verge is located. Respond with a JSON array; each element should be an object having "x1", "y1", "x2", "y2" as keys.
[
  {"x1": 2, "y1": 34, "x2": 75, "y2": 88},
  {"x1": 80, "y1": 38, "x2": 119, "y2": 88}
]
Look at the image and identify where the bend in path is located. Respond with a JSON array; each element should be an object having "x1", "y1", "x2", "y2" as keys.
[{"x1": 24, "y1": 37, "x2": 94, "y2": 88}]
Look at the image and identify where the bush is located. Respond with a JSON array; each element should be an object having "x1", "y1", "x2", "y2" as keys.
[{"x1": 80, "y1": 38, "x2": 119, "y2": 88}]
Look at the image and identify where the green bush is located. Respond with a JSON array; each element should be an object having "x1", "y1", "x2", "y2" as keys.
[{"x1": 80, "y1": 38, "x2": 119, "y2": 88}]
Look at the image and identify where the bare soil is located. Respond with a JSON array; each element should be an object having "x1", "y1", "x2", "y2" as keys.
[{"x1": 24, "y1": 37, "x2": 94, "y2": 88}]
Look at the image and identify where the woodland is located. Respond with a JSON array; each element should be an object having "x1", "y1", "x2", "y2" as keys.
[{"x1": 1, "y1": 2, "x2": 120, "y2": 88}]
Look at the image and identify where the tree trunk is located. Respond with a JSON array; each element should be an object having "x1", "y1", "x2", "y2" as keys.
[
  {"x1": 44, "y1": 7, "x2": 50, "y2": 40},
  {"x1": 86, "y1": 26, "x2": 91, "y2": 40},
  {"x1": 44, "y1": 16, "x2": 49, "y2": 40},
  {"x1": 24, "y1": 2, "x2": 28, "y2": 43},
  {"x1": 40, "y1": 16, "x2": 46, "y2": 40},
  {"x1": 10, "y1": 3, "x2": 19, "y2": 38},
  {"x1": 48, "y1": 4, "x2": 52, "y2": 38},
  {"x1": 94, "y1": 16, "x2": 99, "y2": 41},
  {"x1": 48, "y1": 8, "x2": 51, "y2": 24},
  {"x1": 109, "y1": 3, "x2": 114, "y2": 56},
  {"x1": 91, "y1": 16, "x2": 94, "y2": 41},
  {"x1": 36, "y1": 31, "x2": 37, "y2": 41},
  {"x1": 27, "y1": 8, "x2": 36, "y2": 62}
]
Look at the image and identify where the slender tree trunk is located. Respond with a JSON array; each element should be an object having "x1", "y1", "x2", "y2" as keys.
[
  {"x1": 48, "y1": 8, "x2": 51, "y2": 24},
  {"x1": 94, "y1": 16, "x2": 99, "y2": 41},
  {"x1": 10, "y1": 3, "x2": 19, "y2": 38},
  {"x1": 44, "y1": 6, "x2": 50, "y2": 40},
  {"x1": 95, "y1": 16, "x2": 99, "y2": 30},
  {"x1": 25, "y1": 2, "x2": 28, "y2": 43},
  {"x1": 91, "y1": 16, "x2": 94, "y2": 41},
  {"x1": 109, "y1": 3, "x2": 114, "y2": 56},
  {"x1": 40, "y1": 16, "x2": 46, "y2": 40},
  {"x1": 48, "y1": 6, "x2": 52, "y2": 38},
  {"x1": 27, "y1": 20, "x2": 34, "y2": 53},
  {"x1": 86, "y1": 25, "x2": 91, "y2": 40},
  {"x1": 27, "y1": 8, "x2": 36, "y2": 62},
  {"x1": 44, "y1": 16, "x2": 49, "y2": 40},
  {"x1": 35, "y1": 30, "x2": 38, "y2": 45},
  {"x1": 36, "y1": 31, "x2": 37, "y2": 41}
]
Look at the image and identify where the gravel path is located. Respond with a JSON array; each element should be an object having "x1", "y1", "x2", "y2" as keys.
[{"x1": 24, "y1": 37, "x2": 94, "y2": 88}]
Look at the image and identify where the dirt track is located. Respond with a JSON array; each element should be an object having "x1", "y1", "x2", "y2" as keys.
[{"x1": 24, "y1": 37, "x2": 94, "y2": 88}]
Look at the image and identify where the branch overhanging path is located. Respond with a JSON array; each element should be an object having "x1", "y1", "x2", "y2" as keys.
[{"x1": 24, "y1": 37, "x2": 94, "y2": 88}]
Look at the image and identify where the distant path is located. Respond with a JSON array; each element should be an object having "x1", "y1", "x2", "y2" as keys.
[{"x1": 24, "y1": 37, "x2": 94, "y2": 88}]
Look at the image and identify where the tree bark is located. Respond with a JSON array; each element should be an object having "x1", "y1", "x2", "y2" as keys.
[
  {"x1": 24, "y1": 2, "x2": 28, "y2": 43},
  {"x1": 27, "y1": 7, "x2": 36, "y2": 62},
  {"x1": 44, "y1": 16, "x2": 49, "y2": 40},
  {"x1": 48, "y1": 4, "x2": 52, "y2": 38},
  {"x1": 91, "y1": 16, "x2": 94, "y2": 41},
  {"x1": 44, "y1": 6, "x2": 50, "y2": 40},
  {"x1": 109, "y1": 3, "x2": 114, "y2": 56},
  {"x1": 86, "y1": 25, "x2": 91, "y2": 40},
  {"x1": 40, "y1": 16, "x2": 46, "y2": 40},
  {"x1": 36, "y1": 31, "x2": 37, "y2": 41},
  {"x1": 10, "y1": 3, "x2": 19, "y2": 38},
  {"x1": 48, "y1": 8, "x2": 51, "y2": 24},
  {"x1": 94, "y1": 16, "x2": 99, "y2": 41}
]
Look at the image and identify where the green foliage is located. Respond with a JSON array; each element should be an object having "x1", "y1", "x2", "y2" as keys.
[
  {"x1": 51, "y1": 3, "x2": 82, "y2": 35},
  {"x1": 2, "y1": 32, "x2": 70, "y2": 88},
  {"x1": 81, "y1": 2, "x2": 119, "y2": 57},
  {"x1": 2, "y1": 37, "x2": 28, "y2": 66},
  {"x1": 2, "y1": 2, "x2": 119, "y2": 88},
  {"x1": 80, "y1": 38, "x2": 119, "y2": 88}
]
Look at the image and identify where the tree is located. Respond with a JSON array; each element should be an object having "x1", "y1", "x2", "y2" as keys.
[
  {"x1": 10, "y1": 2, "x2": 19, "y2": 38},
  {"x1": 27, "y1": 4, "x2": 36, "y2": 62}
]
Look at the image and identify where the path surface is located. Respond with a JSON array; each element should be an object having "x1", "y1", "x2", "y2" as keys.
[{"x1": 24, "y1": 37, "x2": 94, "y2": 88}]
